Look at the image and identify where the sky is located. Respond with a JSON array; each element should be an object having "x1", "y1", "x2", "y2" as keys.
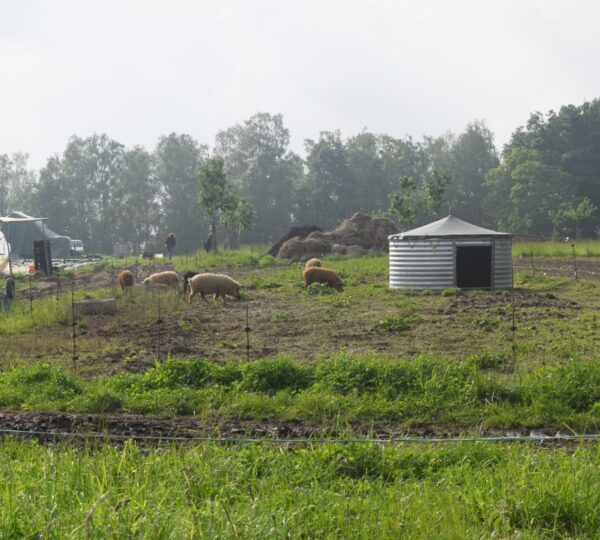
[{"x1": 1, "y1": 0, "x2": 598, "y2": 169}]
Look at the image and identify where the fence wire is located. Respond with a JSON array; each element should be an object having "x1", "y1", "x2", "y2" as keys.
[{"x1": 0, "y1": 427, "x2": 598, "y2": 445}]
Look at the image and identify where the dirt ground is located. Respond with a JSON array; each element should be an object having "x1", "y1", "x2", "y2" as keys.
[
  {"x1": 11, "y1": 257, "x2": 598, "y2": 376},
  {"x1": 4, "y1": 257, "x2": 600, "y2": 441},
  {"x1": 0, "y1": 411, "x2": 581, "y2": 445},
  {"x1": 513, "y1": 256, "x2": 600, "y2": 279}
]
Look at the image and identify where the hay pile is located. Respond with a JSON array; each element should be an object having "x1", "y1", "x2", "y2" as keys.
[
  {"x1": 267, "y1": 226, "x2": 323, "y2": 257},
  {"x1": 274, "y1": 213, "x2": 399, "y2": 261}
]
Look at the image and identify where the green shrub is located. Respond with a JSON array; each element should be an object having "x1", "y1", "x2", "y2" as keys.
[
  {"x1": 0, "y1": 365, "x2": 83, "y2": 409},
  {"x1": 135, "y1": 358, "x2": 221, "y2": 391},
  {"x1": 4, "y1": 364, "x2": 83, "y2": 401},
  {"x1": 380, "y1": 363, "x2": 420, "y2": 397},
  {"x1": 315, "y1": 357, "x2": 382, "y2": 394},
  {"x1": 124, "y1": 387, "x2": 226, "y2": 416},
  {"x1": 239, "y1": 357, "x2": 313, "y2": 394},
  {"x1": 77, "y1": 389, "x2": 123, "y2": 413},
  {"x1": 526, "y1": 362, "x2": 600, "y2": 411}
]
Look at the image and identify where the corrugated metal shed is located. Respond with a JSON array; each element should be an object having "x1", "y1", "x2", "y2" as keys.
[{"x1": 388, "y1": 216, "x2": 512, "y2": 290}]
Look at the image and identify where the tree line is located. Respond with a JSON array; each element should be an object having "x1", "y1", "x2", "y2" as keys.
[{"x1": 1, "y1": 101, "x2": 600, "y2": 254}]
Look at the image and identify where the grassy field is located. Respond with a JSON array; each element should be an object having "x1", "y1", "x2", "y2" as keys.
[
  {"x1": 1, "y1": 252, "x2": 600, "y2": 430},
  {"x1": 3, "y1": 352, "x2": 600, "y2": 431},
  {"x1": 5, "y1": 257, "x2": 599, "y2": 369},
  {"x1": 3, "y1": 244, "x2": 600, "y2": 536},
  {"x1": 3, "y1": 439, "x2": 600, "y2": 538},
  {"x1": 514, "y1": 239, "x2": 600, "y2": 257}
]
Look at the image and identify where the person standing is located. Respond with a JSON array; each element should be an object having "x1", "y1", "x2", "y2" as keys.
[{"x1": 165, "y1": 233, "x2": 176, "y2": 260}]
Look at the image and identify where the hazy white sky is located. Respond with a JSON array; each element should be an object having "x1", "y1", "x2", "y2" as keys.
[{"x1": 1, "y1": 0, "x2": 598, "y2": 168}]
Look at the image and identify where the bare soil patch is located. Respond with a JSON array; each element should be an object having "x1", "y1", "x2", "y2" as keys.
[
  {"x1": 514, "y1": 256, "x2": 600, "y2": 280},
  {"x1": 0, "y1": 411, "x2": 585, "y2": 446},
  {"x1": 446, "y1": 289, "x2": 578, "y2": 311}
]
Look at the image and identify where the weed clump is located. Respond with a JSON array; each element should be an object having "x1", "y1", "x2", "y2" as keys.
[
  {"x1": 133, "y1": 358, "x2": 244, "y2": 391},
  {"x1": 371, "y1": 316, "x2": 419, "y2": 333},
  {"x1": 305, "y1": 283, "x2": 336, "y2": 295},
  {"x1": 260, "y1": 282, "x2": 282, "y2": 290},
  {"x1": 470, "y1": 353, "x2": 511, "y2": 372},
  {"x1": 315, "y1": 357, "x2": 381, "y2": 394},
  {"x1": 526, "y1": 362, "x2": 600, "y2": 411},
  {"x1": 0, "y1": 364, "x2": 83, "y2": 409},
  {"x1": 239, "y1": 357, "x2": 313, "y2": 394},
  {"x1": 441, "y1": 287, "x2": 460, "y2": 297},
  {"x1": 76, "y1": 389, "x2": 123, "y2": 413}
]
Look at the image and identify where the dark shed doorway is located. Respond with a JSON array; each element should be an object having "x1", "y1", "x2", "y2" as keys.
[{"x1": 456, "y1": 246, "x2": 492, "y2": 288}]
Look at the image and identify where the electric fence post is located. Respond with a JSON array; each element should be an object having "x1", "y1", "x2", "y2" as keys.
[
  {"x1": 511, "y1": 264, "x2": 517, "y2": 370},
  {"x1": 71, "y1": 274, "x2": 78, "y2": 373},
  {"x1": 245, "y1": 304, "x2": 251, "y2": 362},
  {"x1": 28, "y1": 271, "x2": 33, "y2": 314},
  {"x1": 156, "y1": 292, "x2": 163, "y2": 362}
]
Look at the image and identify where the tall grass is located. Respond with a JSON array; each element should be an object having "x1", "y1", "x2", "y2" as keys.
[
  {"x1": 2, "y1": 440, "x2": 600, "y2": 537},
  {"x1": 0, "y1": 291, "x2": 70, "y2": 335},
  {"x1": 514, "y1": 240, "x2": 600, "y2": 257},
  {"x1": 3, "y1": 355, "x2": 600, "y2": 430},
  {"x1": 0, "y1": 286, "x2": 125, "y2": 336},
  {"x1": 172, "y1": 244, "x2": 285, "y2": 269}
]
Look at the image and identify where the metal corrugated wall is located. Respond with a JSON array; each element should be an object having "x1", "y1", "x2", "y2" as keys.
[
  {"x1": 389, "y1": 237, "x2": 513, "y2": 290},
  {"x1": 492, "y1": 238, "x2": 513, "y2": 289},
  {"x1": 389, "y1": 239, "x2": 455, "y2": 290}
]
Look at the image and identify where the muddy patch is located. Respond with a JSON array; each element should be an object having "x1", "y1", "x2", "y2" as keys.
[
  {"x1": 0, "y1": 411, "x2": 589, "y2": 447},
  {"x1": 445, "y1": 290, "x2": 578, "y2": 312}
]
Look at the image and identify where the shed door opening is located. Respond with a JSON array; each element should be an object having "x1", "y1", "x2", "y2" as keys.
[{"x1": 456, "y1": 246, "x2": 492, "y2": 288}]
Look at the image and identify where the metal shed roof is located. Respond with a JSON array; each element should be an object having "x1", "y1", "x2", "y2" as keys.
[{"x1": 389, "y1": 215, "x2": 511, "y2": 240}]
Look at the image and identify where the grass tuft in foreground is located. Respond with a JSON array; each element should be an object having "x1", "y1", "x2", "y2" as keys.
[{"x1": 2, "y1": 440, "x2": 600, "y2": 537}]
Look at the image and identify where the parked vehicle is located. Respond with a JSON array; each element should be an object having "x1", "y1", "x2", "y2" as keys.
[{"x1": 70, "y1": 239, "x2": 84, "y2": 256}]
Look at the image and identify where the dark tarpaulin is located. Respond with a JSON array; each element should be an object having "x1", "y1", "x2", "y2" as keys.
[{"x1": 1, "y1": 211, "x2": 72, "y2": 259}]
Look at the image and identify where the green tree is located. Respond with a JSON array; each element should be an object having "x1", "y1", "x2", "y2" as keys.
[
  {"x1": 425, "y1": 170, "x2": 452, "y2": 218},
  {"x1": 215, "y1": 113, "x2": 300, "y2": 242},
  {"x1": 345, "y1": 132, "x2": 392, "y2": 214},
  {"x1": 485, "y1": 148, "x2": 571, "y2": 235},
  {"x1": 221, "y1": 197, "x2": 256, "y2": 249},
  {"x1": 0, "y1": 153, "x2": 36, "y2": 216},
  {"x1": 388, "y1": 176, "x2": 427, "y2": 229},
  {"x1": 36, "y1": 135, "x2": 126, "y2": 251},
  {"x1": 446, "y1": 122, "x2": 499, "y2": 224},
  {"x1": 550, "y1": 197, "x2": 597, "y2": 240},
  {"x1": 379, "y1": 135, "x2": 428, "y2": 190},
  {"x1": 33, "y1": 155, "x2": 74, "y2": 237},
  {"x1": 505, "y1": 100, "x2": 600, "y2": 236},
  {"x1": 51, "y1": 134, "x2": 126, "y2": 250},
  {"x1": 117, "y1": 146, "x2": 159, "y2": 250},
  {"x1": 298, "y1": 130, "x2": 355, "y2": 227},
  {"x1": 154, "y1": 133, "x2": 208, "y2": 252},
  {"x1": 388, "y1": 171, "x2": 451, "y2": 228},
  {"x1": 196, "y1": 158, "x2": 238, "y2": 252}
]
